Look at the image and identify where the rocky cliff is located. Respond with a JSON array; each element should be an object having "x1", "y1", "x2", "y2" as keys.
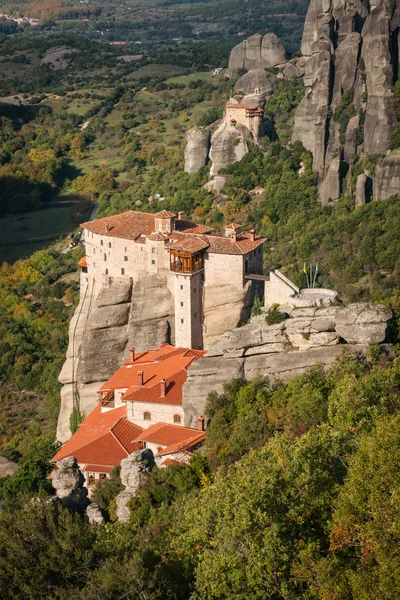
[
  {"x1": 57, "y1": 276, "x2": 175, "y2": 443},
  {"x1": 292, "y1": 0, "x2": 400, "y2": 204},
  {"x1": 184, "y1": 127, "x2": 210, "y2": 174},
  {"x1": 227, "y1": 33, "x2": 286, "y2": 78},
  {"x1": 182, "y1": 303, "x2": 392, "y2": 427}
]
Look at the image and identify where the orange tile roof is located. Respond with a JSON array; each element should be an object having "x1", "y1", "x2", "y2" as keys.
[
  {"x1": 162, "y1": 458, "x2": 187, "y2": 467},
  {"x1": 98, "y1": 345, "x2": 206, "y2": 410},
  {"x1": 154, "y1": 210, "x2": 176, "y2": 218},
  {"x1": 78, "y1": 256, "x2": 87, "y2": 267},
  {"x1": 166, "y1": 231, "x2": 265, "y2": 256},
  {"x1": 81, "y1": 211, "x2": 212, "y2": 240},
  {"x1": 132, "y1": 423, "x2": 205, "y2": 451},
  {"x1": 52, "y1": 405, "x2": 143, "y2": 469},
  {"x1": 83, "y1": 464, "x2": 113, "y2": 473},
  {"x1": 166, "y1": 234, "x2": 210, "y2": 253},
  {"x1": 226, "y1": 103, "x2": 264, "y2": 112},
  {"x1": 156, "y1": 432, "x2": 206, "y2": 456}
]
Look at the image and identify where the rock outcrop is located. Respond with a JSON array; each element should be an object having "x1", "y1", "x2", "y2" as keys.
[
  {"x1": 184, "y1": 127, "x2": 210, "y2": 174},
  {"x1": 292, "y1": 0, "x2": 400, "y2": 204},
  {"x1": 86, "y1": 502, "x2": 105, "y2": 525},
  {"x1": 234, "y1": 69, "x2": 275, "y2": 97},
  {"x1": 227, "y1": 33, "x2": 286, "y2": 78},
  {"x1": 57, "y1": 276, "x2": 174, "y2": 443},
  {"x1": 373, "y1": 154, "x2": 400, "y2": 200},
  {"x1": 182, "y1": 303, "x2": 392, "y2": 427},
  {"x1": 209, "y1": 121, "x2": 251, "y2": 176},
  {"x1": 0, "y1": 457, "x2": 18, "y2": 477},
  {"x1": 51, "y1": 457, "x2": 88, "y2": 510},
  {"x1": 116, "y1": 449, "x2": 155, "y2": 522}
]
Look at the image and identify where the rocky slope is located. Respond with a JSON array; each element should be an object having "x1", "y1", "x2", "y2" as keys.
[
  {"x1": 182, "y1": 303, "x2": 392, "y2": 427},
  {"x1": 292, "y1": 0, "x2": 400, "y2": 204}
]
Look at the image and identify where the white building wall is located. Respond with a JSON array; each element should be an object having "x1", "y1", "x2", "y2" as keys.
[
  {"x1": 126, "y1": 401, "x2": 184, "y2": 429},
  {"x1": 174, "y1": 271, "x2": 203, "y2": 349}
]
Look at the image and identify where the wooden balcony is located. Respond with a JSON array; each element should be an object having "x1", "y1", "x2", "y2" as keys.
[{"x1": 170, "y1": 250, "x2": 204, "y2": 274}]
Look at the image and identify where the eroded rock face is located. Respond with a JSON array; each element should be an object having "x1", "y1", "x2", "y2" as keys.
[
  {"x1": 182, "y1": 303, "x2": 392, "y2": 427},
  {"x1": 292, "y1": 0, "x2": 399, "y2": 203},
  {"x1": 234, "y1": 69, "x2": 275, "y2": 97},
  {"x1": 373, "y1": 154, "x2": 400, "y2": 200},
  {"x1": 116, "y1": 449, "x2": 155, "y2": 522},
  {"x1": 86, "y1": 502, "x2": 105, "y2": 525},
  {"x1": 209, "y1": 121, "x2": 251, "y2": 176},
  {"x1": 227, "y1": 33, "x2": 286, "y2": 78},
  {"x1": 184, "y1": 127, "x2": 210, "y2": 174},
  {"x1": 52, "y1": 457, "x2": 88, "y2": 510},
  {"x1": 0, "y1": 457, "x2": 18, "y2": 477},
  {"x1": 57, "y1": 276, "x2": 174, "y2": 443}
]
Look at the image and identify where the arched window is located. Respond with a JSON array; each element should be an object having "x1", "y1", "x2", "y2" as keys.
[
  {"x1": 173, "y1": 414, "x2": 181, "y2": 424},
  {"x1": 143, "y1": 411, "x2": 151, "y2": 421}
]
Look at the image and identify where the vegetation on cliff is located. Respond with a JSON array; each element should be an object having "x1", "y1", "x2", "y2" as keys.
[{"x1": 1, "y1": 351, "x2": 400, "y2": 598}]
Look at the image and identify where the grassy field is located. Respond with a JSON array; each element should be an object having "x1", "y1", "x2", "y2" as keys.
[
  {"x1": 0, "y1": 201, "x2": 93, "y2": 263},
  {"x1": 127, "y1": 64, "x2": 188, "y2": 79}
]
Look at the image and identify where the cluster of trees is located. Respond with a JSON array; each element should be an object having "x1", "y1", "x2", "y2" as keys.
[{"x1": 1, "y1": 350, "x2": 400, "y2": 598}]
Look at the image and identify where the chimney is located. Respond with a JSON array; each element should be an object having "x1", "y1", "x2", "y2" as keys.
[
  {"x1": 250, "y1": 229, "x2": 256, "y2": 242},
  {"x1": 160, "y1": 379, "x2": 166, "y2": 398},
  {"x1": 197, "y1": 415, "x2": 205, "y2": 431},
  {"x1": 129, "y1": 347, "x2": 135, "y2": 362},
  {"x1": 178, "y1": 211, "x2": 184, "y2": 220},
  {"x1": 137, "y1": 371, "x2": 144, "y2": 386},
  {"x1": 232, "y1": 230, "x2": 237, "y2": 242}
]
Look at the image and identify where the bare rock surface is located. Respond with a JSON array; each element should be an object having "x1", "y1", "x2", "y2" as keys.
[
  {"x1": 209, "y1": 122, "x2": 251, "y2": 176},
  {"x1": 183, "y1": 303, "x2": 392, "y2": 426},
  {"x1": 227, "y1": 33, "x2": 285, "y2": 78},
  {"x1": 0, "y1": 457, "x2": 18, "y2": 477},
  {"x1": 116, "y1": 449, "x2": 155, "y2": 522},
  {"x1": 373, "y1": 154, "x2": 400, "y2": 200},
  {"x1": 234, "y1": 69, "x2": 274, "y2": 97},
  {"x1": 86, "y1": 503, "x2": 105, "y2": 525},
  {"x1": 184, "y1": 127, "x2": 210, "y2": 174},
  {"x1": 52, "y1": 457, "x2": 88, "y2": 510},
  {"x1": 293, "y1": 0, "x2": 399, "y2": 203}
]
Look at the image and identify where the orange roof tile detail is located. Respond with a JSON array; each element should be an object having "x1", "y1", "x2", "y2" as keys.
[
  {"x1": 133, "y1": 423, "x2": 205, "y2": 450},
  {"x1": 123, "y1": 370, "x2": 187, "y2": 405},
  {"x1": 154, "y1": 210, "x2": 176, "y2": 218},
  {"x1": 166, "y1": 234, "x2": 210, "y2": 253},
  {"x1": 157, "y1": 431, "x2": 206, "y2": 456},
  {"x1": 83, "y1": 464, "x2": 113, "y2": 473},
  {"x1": 51, "y1": 405, "x2": 143, "y2": 469},
  {"x1": 162, "y1": 458, "x2": 187, "y2": 467},
  {"x1": 81, "y1": 211, "x2": 213, "y2": 241},
  {"x1": 78, "y1": 256, "x2": 87, "y2": 267}
]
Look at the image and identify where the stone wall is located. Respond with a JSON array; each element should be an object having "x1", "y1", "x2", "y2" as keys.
[{"x1": 182, "y1": 303, "x2": 392, "y2": 427}]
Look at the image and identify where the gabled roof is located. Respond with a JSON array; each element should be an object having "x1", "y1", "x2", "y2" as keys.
[
  {"x1": 132, "y1": 423, "x2": 205, "y2": 455},
  {"x1": 98, "y1": 345, "x2": 206, "y2": 410},
  {"x1": 154, "y1": 210, "x2": 176, "y2": 218},
  {"x1": 52, "y1": 405, "x2": 143, "y2": 468},
  {"x1": 81, "y1": 210, "x2": 212, "y2": 240}
]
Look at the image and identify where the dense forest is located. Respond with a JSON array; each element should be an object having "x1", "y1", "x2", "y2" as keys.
[{"x1": 1, "y1": 352, "x2": 400, "y2": 599}]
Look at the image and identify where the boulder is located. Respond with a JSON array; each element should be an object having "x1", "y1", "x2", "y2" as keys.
[
  {"x1": 261, "y1": 33, "x2": 286, "y2": 68},
  {"x1": 116, "y1": 449, "x2": 155, "y2": 522},
  {"x1": 335, "y1": 303, "x2": 392, "y2": 344},
  {"x1": 234, "y1": 69, "x2": 274, "y2": 97},
  {"x1": 355, "y1": 173, "x2": 368, "y2": 206},
  {"x1": 209, "y1": 121, "x2": 250, "y2": 176},
  {"x1": 184, "y1": 127, "x2": 210, "y2": 174},
  {"x1": 86, "y1": 502, "x2": 105, "y2": 525},
  {"x1": 51, "y1": 457, "x2": 88, "y2": 510},
  {"x1": 0, "y1": 457, "x2": 18, "y2": 477},
  {"x1": 283, "y1": 63, "x2": 304, "y2": 78}
]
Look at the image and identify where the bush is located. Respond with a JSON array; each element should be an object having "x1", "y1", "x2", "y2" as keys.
[{"x1": 266, "y1": 309, "x2": 289, "y2": 325}]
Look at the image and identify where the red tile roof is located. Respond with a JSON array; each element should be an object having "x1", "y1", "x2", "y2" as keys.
[
  {"x1": 78, "y1": 256, "x2": 87, "y2": 267},
  {"x1": 154, "y1": 210, "x2": 176, "y2": 218},
  {"x1": 166, "y1": 234, "x2": 210, "y2": 253},
  {"x1": 132, "y1": 423, "x2": 205, "y2": 453},
  {"x1": 98, "y1": 345, "x2": 206, "y2": 410},
  {"x1": 162, "y1": 458, "x2": 187, "y2": 467},
  {"x1": 81, "y1": 211, "x2": 211, "y2": 240},
  {"x1": 83, "y1": 464, "x2": 113, "y2": 473},
  {"x1": 52, "y1": 405, "x2": 143, "y2": 469}
]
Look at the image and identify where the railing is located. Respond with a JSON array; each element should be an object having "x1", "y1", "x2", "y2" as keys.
[{"x1": 170, "y1": 260, "x2": 203, "y2": 274}]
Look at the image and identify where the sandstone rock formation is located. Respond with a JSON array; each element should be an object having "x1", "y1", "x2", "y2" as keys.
[
  {"x1": 234, "y1": 69, "x2": 274, "y2": 97},
  {"x1": 116, "y1": 449, "x2": 155, "y2": 522},
  {"x1": 57, "y1": 276, "x2": 174, "y2": 443},
  {"x1": 292, "y1": 0, "x2": 400, "y2": 204},
  {"x1": 86, "y1": 502, "x2": 105, "y2": 525},
  {"x1": 0, "y1": 457, "x2": 18, "y2": 478},
  {"x1": 184, "y1": 127, "x2": 210, "y2": 174},
  {"x1": 227, "y1": 33, "x2": 286, "y2": 78},
  {"x1": 51, "y1": 457, "x2": 88, "y2": 510},
  {"x1": 209, "y1": 121, "x2": 251, "y2": 176},
  {"x1": 182, "y1": 303, "x2": 392, "y2": 427}
]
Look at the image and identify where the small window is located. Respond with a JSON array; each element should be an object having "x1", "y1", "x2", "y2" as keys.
[
  {"x1": 181, "y1": 318, "x2": 184, "y2": 324},
  {"x1": 105, "y1": 269, "x2": 108, "y2": 275},
  {"x1": 124, "y1": 247, "x2": 127, "y2": 252},
  {"x1": 173, "y1": 414, "x2": 181, "y2": 424},
  {"x1": 104, "y1": 254, "x2": 107, "y2": 261},
  {"x1": 93, "y1": 262, "x2": 96, "y2": 268},
  {"x1": 180, "y1": 285, "x2": 183, "y2": 290},
  {"x1": 91, "y1": 232, "x2": 93, "y2": 238},
  {"x1": 152, "y1": 259, "x2": 155, "y2": 265},
  {"x1": 152, "y1": 248, "x2": 155, "y2": 254},
  {"x1": 101, "y1": 240, "x2": 103, "y2": 246},
  {"x1": 194, "y1": 312, "x2": 197, "y2": 319},
  {"x1": 93, "y1": 248, "x2": 96, "y2": 253},
  {"x1": 194, "y1": 288, "x2": 196, "y2": 293},
  {"x1": 109, "y1": 242, "x2": 111, "y2": 248},
  {"x1": 121, "y1": 268, "x2": 125, "y2": 275},
  {"x1": 141, "y1": 247, "x2": 143, "y2": 252},
  {"x1": 143, "y1": 412, "x2": 151, "y2": 421},
  {"x1": 99, "y1": 473, "x2": 107, "y2": 481},
  {"x1": 180, "y1": 301, "x2": 184, "y2": 307},
  {"x1": 124, "y1": 256, "x2": 128, "y2": 261}
]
